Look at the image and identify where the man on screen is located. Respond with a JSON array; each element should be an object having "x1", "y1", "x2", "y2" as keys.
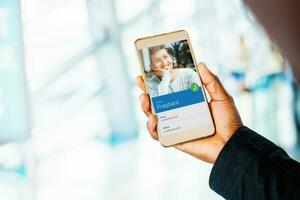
[{"x1": 146, "y1": 45, "x2": 200, "y2": 97}]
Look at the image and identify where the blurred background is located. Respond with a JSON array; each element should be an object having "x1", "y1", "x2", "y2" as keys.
[{"x1": 0, "y1": 0, "x2": 299, "y2": 199}]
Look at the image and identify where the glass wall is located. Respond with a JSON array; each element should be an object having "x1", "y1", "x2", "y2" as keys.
[{"x1": 0, "y1": 0, "x2": 299, "y2": 199}]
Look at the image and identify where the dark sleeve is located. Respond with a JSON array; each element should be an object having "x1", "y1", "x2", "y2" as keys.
[{"x1": 209, "y1": 126, "x2": 300, "y2": 200}]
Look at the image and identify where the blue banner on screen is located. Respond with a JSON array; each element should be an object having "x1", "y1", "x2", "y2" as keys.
[{"x1": 152, "y1": 88, "x2": 205, "y2": 113}]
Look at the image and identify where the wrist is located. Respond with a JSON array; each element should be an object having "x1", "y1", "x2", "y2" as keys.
[
  {"x1": 212, "y1": 125, "x2": 244, "y2": 164},
  {"x1": 211, "y1": 135, "x2": 227, "y2": 164}
]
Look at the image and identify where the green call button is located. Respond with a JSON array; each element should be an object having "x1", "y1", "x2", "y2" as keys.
[{"x1": 190, "y1": 83, "x2": 200, "y2": 93}]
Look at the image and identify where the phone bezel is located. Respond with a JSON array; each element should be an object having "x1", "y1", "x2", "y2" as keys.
[{"x1": 135, "y1": 30, "x2": 215, "y2": 147}]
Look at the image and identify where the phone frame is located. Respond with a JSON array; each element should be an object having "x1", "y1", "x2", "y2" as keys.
[{"x1": 135, "y1": 30, "x2": 215, "y2": 146}]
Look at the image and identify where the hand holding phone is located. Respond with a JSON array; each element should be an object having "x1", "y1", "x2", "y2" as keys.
[{"x1": 136, "y1": 63, "x2": 243, "y2": 163}]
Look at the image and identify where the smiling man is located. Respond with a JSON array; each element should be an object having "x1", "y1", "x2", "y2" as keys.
[{"x1": 146, "y1": 45, "x2": 200, "y2": 97}]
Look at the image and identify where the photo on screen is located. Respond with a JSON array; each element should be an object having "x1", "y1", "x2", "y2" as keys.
[{"x1": 139, "y1": 39, "x2": 201, "y2": 98}]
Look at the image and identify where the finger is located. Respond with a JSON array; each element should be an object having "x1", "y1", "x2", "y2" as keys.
[
  {"x1": 152, "y1": 67, "x2": 164, "y2": 72},
  {"x1": 139, "y1": 93, "x2": 152, "y2": 117},
  {"x1": 197, "y1": 63, "x2": 230, "y2": 101},
  {"x1": 147, "y1": 114, "x2": 158, "y2": 140},
  {"x1": 136, "y1": 75, "x2": 146, "y2": 92}
]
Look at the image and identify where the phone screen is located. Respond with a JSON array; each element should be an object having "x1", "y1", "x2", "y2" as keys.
[{"x1": 138, "y1": 39, "x2": 212, "y2": 136}]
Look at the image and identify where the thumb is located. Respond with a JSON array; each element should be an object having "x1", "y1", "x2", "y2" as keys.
[{"x1": 197, "y1": 63, "x2": 230, "y2": 101}]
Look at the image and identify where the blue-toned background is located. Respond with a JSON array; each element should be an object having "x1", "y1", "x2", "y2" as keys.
[
  {"x1": 0, "y1": 0, "x2": 299, "y2": 199},
  {"x1": 0, "y1": 0, "x2": 29, "y2": 141}
]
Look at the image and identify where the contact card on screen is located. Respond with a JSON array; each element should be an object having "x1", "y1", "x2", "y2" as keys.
[{"x1": 152, "y1": 88, "x2": 205, "y2": 113}]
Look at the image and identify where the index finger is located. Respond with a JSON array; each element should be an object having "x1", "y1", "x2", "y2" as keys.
[
  {"x1": 136, "y1": 75, "x2": 146, "y2": 92},
  {"x1": 151, "y1": 66, "x2": 162, "y2": 71},
  {"x1": 197, "y1": 63, "x2": 230, "y2": 101}
]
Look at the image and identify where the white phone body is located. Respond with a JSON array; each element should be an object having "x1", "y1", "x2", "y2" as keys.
[{"x1": 135, "y1": 30, "x2": 215, "y2": 147}]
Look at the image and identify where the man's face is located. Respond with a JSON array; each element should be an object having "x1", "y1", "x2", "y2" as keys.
[{"x1": 150, "y1": 49, "x2": 173, "y2": 77}]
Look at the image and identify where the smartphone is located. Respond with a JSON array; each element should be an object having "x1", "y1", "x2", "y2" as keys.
[{"x1": 135, "y1": 30, "x2": 215, "y2": 146}]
